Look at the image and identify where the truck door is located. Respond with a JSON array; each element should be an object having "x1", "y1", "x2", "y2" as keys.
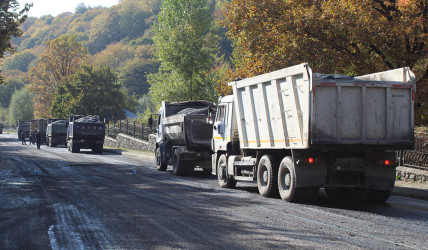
[
  {"x1": 213, "y1": 104, "x2": 228, "y2": 153},
  {"x1": 156, "y1": 108, "x2": 164, "y2": 144}
]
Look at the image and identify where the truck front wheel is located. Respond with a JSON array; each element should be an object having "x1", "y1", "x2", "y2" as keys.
[
  {"x1": 217, "y1": 154, "x2": 236, "y2": 188},
  {"x1": 156, "y1": 147, "x2": 167, "y2": 171},
  {"x1": 257, "y1": 155, "x2": 278, "y2": 197}
]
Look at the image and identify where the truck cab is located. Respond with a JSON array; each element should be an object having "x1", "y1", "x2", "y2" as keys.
[{"x1": 212, "y1": 96, "x2": 238, "y2": 158}]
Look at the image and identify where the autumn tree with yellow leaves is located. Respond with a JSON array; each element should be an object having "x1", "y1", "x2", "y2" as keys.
[
  {"x1": 222, "y1": 0, "x2": 427, "y2": 124},
  {"x1": 27, "y1": 35, "x2": 88, "y2": 118}
]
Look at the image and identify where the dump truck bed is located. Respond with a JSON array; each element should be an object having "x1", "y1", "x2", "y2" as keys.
[
  {"x1": 164, "y1": 114, "x2": 213, "y2": 150},
  {"x1": 162, "y1": 101, "x2": 216, "y2": 151},
  {"x1": 229, "y1": 63, "x2": 415, "y2": 150}
]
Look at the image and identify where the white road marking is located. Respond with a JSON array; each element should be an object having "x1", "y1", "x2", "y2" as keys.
[{"x1": 48, "y1": 225, "x2": 58, "y2": 250}]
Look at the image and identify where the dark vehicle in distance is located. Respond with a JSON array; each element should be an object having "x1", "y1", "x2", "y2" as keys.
[
  {"x1": 154, "y1": 101, "x2": 216, "y2": 176},
  {"x1": 17, "y1": 120, "x2": 30, "y2": 140},
  {"x1": 46, "y1": 119, "x2": 67, "y2": 147},
  {"x1": 67, "y1": 115, "x2": 105, "y2": 153},
  {"x1": 30, "y1": 119, "x2": 48, "y2": 144}
]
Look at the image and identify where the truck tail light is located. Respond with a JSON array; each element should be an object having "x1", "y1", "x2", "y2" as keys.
[
  {"x1": 303, "y1": 157, "x2": 323, "y2": 164},
  {"x1": 377, "y1": 159, "x2": 394, "y2": 166}
]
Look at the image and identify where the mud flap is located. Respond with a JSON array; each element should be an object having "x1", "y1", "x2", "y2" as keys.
[{"x1": 292, "y1": 150, "x2": 327, "y2": 187}]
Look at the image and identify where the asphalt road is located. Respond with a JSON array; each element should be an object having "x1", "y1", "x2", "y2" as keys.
[{"x1": 1, "y1": 133, "x2": 428, "y2": 249}]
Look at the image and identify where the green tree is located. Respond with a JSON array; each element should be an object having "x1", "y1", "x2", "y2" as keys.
[
  {"x1": 8, "y1": 88, "x2": 34, "y2": 124},
  {"x1": 51, "y1": 64, "x2": 128, "y2": 120},
  {"x1": 0, "y1": 107, "x2": 9, "y2": 123},
  {"x1": 0, "y1": 78, "x2": 25, "y2": 108},
  {"x1": 136, "y1": 94, "x2": 153, "y2": 114},
  {"x1": 87, "y1": 9, "x2": 121, "y2": 54},
  {"x1": 119, "y1": 58, "x2": 160, "y2": 97},
  {"x1": 2, "y1": 50, "x2": 36, "y2": 72},
  {"x1": 148, "y1": 0, "x2": 218, "y2": 105},
  {"x1": 117, "y1": 0, "x2": 151, "y2": 40},
  {"x1": 0, "y1": 0, "x2": 31, "y2": 83},
  {"x1": 27, "y1": 34, "x2": 88, "y2": 118}
]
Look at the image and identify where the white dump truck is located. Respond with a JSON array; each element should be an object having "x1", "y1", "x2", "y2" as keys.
[
  {"x1": 212, "y1": 63, "x2": 415, "y2": 203},
  {"x1": 154, "y1": 101, "x2": 216, "y2": 176}
]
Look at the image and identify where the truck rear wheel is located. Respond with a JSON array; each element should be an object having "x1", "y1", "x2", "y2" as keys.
[
  {"x1": 217, "y1": 154, "x2": 236, "y2": 188},
  {"x1": 278, "y1": 156, "x2": 308, "y2": 203},
  {"x1": 257, "y1": 155, "x2": 278, "y2": 197},
  {"x1": 93, "y1": 144, "x2": 103, "y2": 153},
  {"x1": 71, "y1": 142, "x2": 80, "y2": 153},
  {"x1": 156, "y1": 147, "x2": 167, "y2": 171},
  {"x1": 173, "y1": 151, "x2": 187, "y2": 176},
  {"x1": 365, "y1": 189, "x2": 391, "y2": 204}
]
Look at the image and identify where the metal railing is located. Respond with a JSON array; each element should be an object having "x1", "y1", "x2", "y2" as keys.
[
  {"x1": 106, "y1": 120, "x2": 156, "y2": 141},
  {"x1": 104, "y1": 121, "x2": 428, "y2": 170},
  {"x1": 398, "y1": 132, "x2": 428, "y2": 170}
]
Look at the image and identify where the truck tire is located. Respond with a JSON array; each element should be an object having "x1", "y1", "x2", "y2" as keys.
[
  {"x1": 156, "y1": 147, "x2": 167, "y2": 171},
  {"x1": 365, "y1": 189, "x2": 391, "y2": 204},
  {"x1": 71, "y1": 142, "x2": 80, "y2": 153},
  {"x1": 278, "y1": 156, "x2": 307, "y2": 203},
  {"x1": 173, "y1": 151, "x2": 186, "y2": 176},
  {"x1": 217, "y1": 154, "x2": 236, "y2": 188},
  {"x1": 325, "y1": 188, "x2": 366, "y2": 202},
  {"x1": 325, "y1": 188, "x2": 347, "y2": 200},
  {"x1": 257, "y1": 155, "x2": 279, "y2": 197},
  {"x1": 93, "y1": 144, "x2": 103, "y2": 154}
]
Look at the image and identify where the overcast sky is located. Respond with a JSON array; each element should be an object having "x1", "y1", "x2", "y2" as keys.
[{"x1": 17, "y1": 0, "x2": 119, "y2": 17}]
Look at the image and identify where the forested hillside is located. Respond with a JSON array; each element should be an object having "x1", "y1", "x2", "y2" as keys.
[
  {"x1": 4, "y1": 0, "x2": 162, "y2": 99},
  {"x1": 0, "y1": 0, "x2": 231, "y2": 122}
]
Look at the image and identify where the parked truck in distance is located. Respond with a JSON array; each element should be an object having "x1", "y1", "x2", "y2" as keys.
[
  {"x1": 46, "y1": 119, "x2": 67, "y2": 147},
  {"x1": 153, "y1": 101, "x2": 216, "y2": 176},
  {"x1": 212, "y1": 63, "x2": 416, "y2": 204},
  {"x1": 30, "y1": 119, "x2": 48, "y2": 144},
  {"x1": 17, "y1": 120, "x2": 30, "y2": 141},
  {"x1": 66, "y1": 115, "x2": 105, "y2": 153}
]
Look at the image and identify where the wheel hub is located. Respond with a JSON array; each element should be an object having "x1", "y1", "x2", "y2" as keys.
[
  {"x1": 284, "y1": 173, "x2": 291, "y2": 188},
  {"x1": 218, "y1": 163, "x2": 226, "y2": 179},
  {"x1": 263, "y1": 170, "x2": 268, "y2": 184}
]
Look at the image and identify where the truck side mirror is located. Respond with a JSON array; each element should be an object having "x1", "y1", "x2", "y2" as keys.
[
  {"x1": 214, "y1": 121, "x2": 224, "y2": 135},
  {"x1": 207, "y1": 117, "x2": 214, "y2": 125}
]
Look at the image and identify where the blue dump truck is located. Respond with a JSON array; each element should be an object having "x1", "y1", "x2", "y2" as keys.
[{"x1": 66, "y1": 115, "x2": 105, "y2": 153}]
